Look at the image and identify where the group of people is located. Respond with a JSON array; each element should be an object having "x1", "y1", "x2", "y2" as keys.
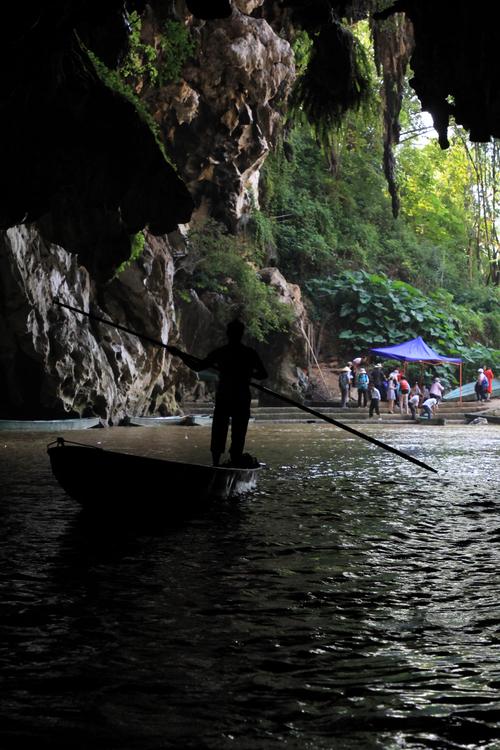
[
  {"x1": 166, "y1": 321, "x2": 495, "y2": 464},
  {"x1": 338, "y1": 360, "x2": 448, "y2": 420}
]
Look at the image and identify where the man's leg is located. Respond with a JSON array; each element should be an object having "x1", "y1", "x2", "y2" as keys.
[
  {"x1": 229, "y1": 404, "x2": 251, "y2": 464},
  {"x1": 211, "y1": 403, "x2": 230, "y2": 466}
]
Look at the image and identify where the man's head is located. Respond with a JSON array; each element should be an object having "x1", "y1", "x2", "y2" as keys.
[{"x1": 227, "y1": 319, "x2": 245, "y2": 343}]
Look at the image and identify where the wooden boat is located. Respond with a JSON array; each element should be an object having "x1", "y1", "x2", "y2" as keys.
[
  {"x1": 0, "y1": 417, "x2": 101, "y2": 431},
  {"x1": 47, "y1": 437, "x2": 261, "y2": 515},
  {"x1": 443, "y1": 378, "x2": 500, "y2": 402},
  {"x1": 128, "y1": 415, "x2": 212, "y2": 427}
]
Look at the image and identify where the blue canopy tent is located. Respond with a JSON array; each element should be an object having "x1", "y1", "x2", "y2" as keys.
[{"x1": 370, "y1": 336, "x2": 463, "y2": 402}]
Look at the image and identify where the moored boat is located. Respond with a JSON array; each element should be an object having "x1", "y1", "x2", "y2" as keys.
[
  {"x1": 0, "y1": 417, "x2": 101, "y2": 431},
  {"x1": 443, "y1": 378, "x2": 500, "y2": 402},
  {"x1": 47, "y1": 438, "x2": 261, "y2": 515},
  {"x1": 128, "y1": 415, "x2": 212, "y2": 427}
]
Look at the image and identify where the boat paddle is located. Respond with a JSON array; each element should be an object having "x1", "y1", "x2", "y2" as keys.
[{"x1": 53, "y1": 299, "x2": 438, "y2": 473}]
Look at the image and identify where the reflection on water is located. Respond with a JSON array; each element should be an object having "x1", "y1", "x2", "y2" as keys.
[{"x1": 0, "y1": 423, "x2": 499, "y2": 749}]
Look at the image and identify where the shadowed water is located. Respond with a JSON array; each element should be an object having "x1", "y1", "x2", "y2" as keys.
[{"x1": 0, "y1": 423, "x2": 499, "y2": 749}]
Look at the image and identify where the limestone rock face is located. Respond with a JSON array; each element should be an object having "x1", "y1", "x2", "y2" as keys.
[
  {"x1": 256, "y1": 268, "x2": 309, "y2": 402},
  {"x1": 175, "y1": 267, "x2": 309, "y2": 403},
  {"x1": 0, "y1": 226, "x2": 178, "y2": 421},
  {"x1": 150, "y1": 3, "x2": 295, "y2": 227},
  {"x1": 233, "y1": 0, "x2": 264, "y2": 14},
  {"x1": 0, "y1": 3, "x2": 299, "y2": 419}
]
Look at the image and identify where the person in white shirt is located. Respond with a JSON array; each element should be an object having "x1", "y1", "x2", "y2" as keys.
[
  {"x1": 368, "y1": 383, "x2": 381, "y2": 417},
  {"x1": 421, "y1": 396, "x2": 437, "y2": 420},
  {"x1": 409, "y1": 392, "x2": 420, "y2": 419}
]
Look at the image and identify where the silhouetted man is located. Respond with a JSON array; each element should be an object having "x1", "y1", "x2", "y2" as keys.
[{"x1": 168, "y1": 320, "x2": 268, "y2": 466}]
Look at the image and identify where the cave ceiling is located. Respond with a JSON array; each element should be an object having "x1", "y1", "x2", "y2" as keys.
[
  {"x1": 374, "y1": 0, "x2": 500, "y2": 149},
  {"x1": 1, "y1": 1, "x2": 500, "y2": 277}
]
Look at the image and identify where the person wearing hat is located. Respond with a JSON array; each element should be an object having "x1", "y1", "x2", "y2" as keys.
[
  {"x1": 475, "y1": 368, "x2": 489, "y2": 402},
  {"x1": 429, "y1": 376, "x2": 445, "y2": 407},
  {"x1": 357, "y1": 367, "x2": 369, "y2": 407},
  {"x1": 338, "y1": 366, "x2": 351, "y2": 408},
  {"x1": 369, "y1": 362, "x2": 387, "y2": 400}
]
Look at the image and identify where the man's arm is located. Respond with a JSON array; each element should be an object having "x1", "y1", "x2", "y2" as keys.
[{"x1": 167, "y1": 346, "x2": 213, "y2": 373}]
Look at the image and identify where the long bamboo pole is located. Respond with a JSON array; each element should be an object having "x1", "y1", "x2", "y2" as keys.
[{"x1": 54, "y1": 299, "x2": 438, "y2": 473}]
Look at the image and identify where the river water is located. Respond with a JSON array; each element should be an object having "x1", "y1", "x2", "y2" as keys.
[{"x1": 1, "y1": 422, "x2": 499, "y2": 749}]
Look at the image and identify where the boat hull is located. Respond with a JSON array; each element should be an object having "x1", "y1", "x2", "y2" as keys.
[
  {"x1": 443, "y1": 378, "x2": 500, "y2": 402},
  {"x1": 0, "y1": 417, "x2": 101, "y2": 431},
  {"x1": 48, "y1": 440, "x2": 260, "y2": 516}
]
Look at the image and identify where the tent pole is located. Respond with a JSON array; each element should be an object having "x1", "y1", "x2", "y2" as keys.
[{"x1": 459, "y1": 363, "x2": 462, "y2": 404}]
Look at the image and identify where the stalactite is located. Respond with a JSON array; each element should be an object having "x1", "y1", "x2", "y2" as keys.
[{"x1": 372, "y1": 12, "x2": 414, "y2": 218}]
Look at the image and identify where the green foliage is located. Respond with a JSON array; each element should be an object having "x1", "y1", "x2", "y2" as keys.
[
  {"x1": 457, "y1": 342, "x2": 500, "y2": 381},
  {"x1": 484, "y1": 309, "x2": 500, "y2": 348},
  {"x1": 119, "y1": 14, "x2": 196, "y2": 87},
  {"x1": 115, "y1": 232, "x2": 146, "y2": 275},
  {"x1": 261, "y1": 122, "x2": 415, "y2": 282},
  {"x1": 260, "y1": 111, "x2": 499, "y2": 358},
  {"x1": 289, "y1": 20, "x2": 373, "y2": 147},
  {"x1": 305, "y1": 270, "x2": 498, "y2": 381},
  {"x1": 158, "y1": 20, "x2": 196, "y2": 84},
  {"x1": 119, "y1": 11, "x2": 158, "y2": 84},
  {"x1": 88, "y1": 14, "x2": 195, "y2": 166},
  {"x1": 85, "y1": 47, "x2": 167, "y2": 159},
  {"x1": 182, "y1": 220, "x2": 293, "y2": 342},
  {"x1": 247, "y1": 205, "x2": 276, "y2": 264},
  {"x1": 291, "y1": 30, "x2": 313, "y2": 77},
  {"x1": 307, "y1": 270, "x2": 462, "y2": 351}
]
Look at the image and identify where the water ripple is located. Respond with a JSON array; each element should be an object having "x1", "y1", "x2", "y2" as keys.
[{"x1": 0, "y1": 424, "x2": 499, "y2": 748}]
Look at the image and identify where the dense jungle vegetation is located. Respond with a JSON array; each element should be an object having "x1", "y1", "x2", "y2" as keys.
[
  {"x1": 246, "y1": 25, "x2": 500, "y2": 383},
  {"x1": 255, "y1": 113, "x2": 500, "y2": 381}
]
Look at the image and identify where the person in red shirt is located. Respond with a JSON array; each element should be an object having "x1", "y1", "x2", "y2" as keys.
[
  {"x1": 399, "y1": 375, "x2": 410, "y2": 415},
  {"x1": 483, "y1": 366, "x2": 494, "y2": 400}
]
